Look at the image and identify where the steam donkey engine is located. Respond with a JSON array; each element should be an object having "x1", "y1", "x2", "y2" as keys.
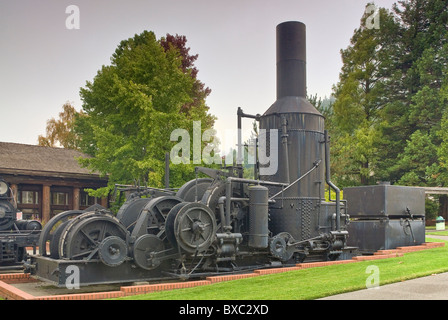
[{"x1": 27, "y1": 21, "x2": 353, "y2": 286}]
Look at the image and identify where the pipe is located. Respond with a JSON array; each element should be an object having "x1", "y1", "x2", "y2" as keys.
[
  {"x1": 324, "y1": 130, "x2": 341, "y2": 231},
  {"x1": 237, "y1": 107, "x2": 260, "y2": 168},
  {"x1": 165, "y1": 152, "x2": 170, "y2": 189},
  {"x1": 237, "y1": 107, "x2": 243, "y2": 167},
  {"x1": 269, "y1": 159, "x2": 321, "y2": 201},
  {"x1": 218, "y1": 197, "x2": 230, "y2": 232},
  {"x1": 281, "y1": 115, "x2": 290, "y2": 184},
  {"x1": 254, "y1": 137, "x2": 258, "y2": 180}
]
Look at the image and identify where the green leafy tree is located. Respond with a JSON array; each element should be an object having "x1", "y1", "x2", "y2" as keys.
[
  {"x1": 332, "y1": 1, "x2": 448, "y2": 189},
  {"x1": 378, "y1": 0, "x2": 448, "y2": 182},
  {"x1": 331, "y1": 5, "x2": 393, "y2": 186},
  {"x1": 395, "y1": 130, "x2": 438, "y2": 185},
  {"x1": 75, "y1": 31, "x2": 216, "y2": 196},
  {"x1": 331, "y1": 0, "x2": 448, "y2": 217},
  {"x1": 38, "y1": 102, "x2": 83, "y2": 149}
]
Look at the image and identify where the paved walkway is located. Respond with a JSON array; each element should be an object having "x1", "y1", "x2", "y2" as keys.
[
  {"x1": 321, "y1": 234, "x2": 448, "y2": 300},
  {"x1": 320, "y1": 272, "x2": 448, "y2": 300}
]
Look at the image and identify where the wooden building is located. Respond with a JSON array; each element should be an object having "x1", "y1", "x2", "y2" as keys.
[{"x1": 0, "y1": 142, "x2": 108, "y2": 223}]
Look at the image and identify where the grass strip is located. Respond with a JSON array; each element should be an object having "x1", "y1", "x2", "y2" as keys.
[{"x1": 115, "y1": 238, "x2": 448, "y2": 300}]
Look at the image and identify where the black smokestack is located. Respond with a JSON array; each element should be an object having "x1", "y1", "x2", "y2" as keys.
[{"x1": 276, "y1": 21, "x2": 307, "y2": 99}]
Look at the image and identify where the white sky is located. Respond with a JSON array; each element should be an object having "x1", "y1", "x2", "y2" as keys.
[{"x1": 0, "y1": 0, "x2": 397, "y2": 146}]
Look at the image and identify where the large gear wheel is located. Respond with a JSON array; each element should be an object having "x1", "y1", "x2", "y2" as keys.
[{"x1": 165, "y1": 202, "x2": 188, "y2": 249}]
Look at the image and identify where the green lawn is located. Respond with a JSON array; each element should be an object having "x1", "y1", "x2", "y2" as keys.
[
  {"x1": 115, "y1": 237, "x2": 448, "y2": 300},
  {"x1": 426, "y1": 229, "x2": 448, "y2": 236}
]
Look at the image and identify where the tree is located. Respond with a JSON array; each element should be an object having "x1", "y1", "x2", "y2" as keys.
[
  {"x1": 331, "y1": 0, "x2": 448, "y2": 188},
  {"x1": 160, "y1": 34, "x2": 212, "y2": 122},
  {"x1": 75, "y1": 31, "x2": 216, "y2": 196},
  {"x1": 38, "y1": 102, "x2": 83, "y2": 149},
  {"x1": 331, "y1": 5, "x2": 393, "y2": 186},
  {"x1": 395, "y1": 130, "x2": 438, "y2": 186},
  {"x1": 377, "y1": 0, "x2": 448, "y2": 183}
]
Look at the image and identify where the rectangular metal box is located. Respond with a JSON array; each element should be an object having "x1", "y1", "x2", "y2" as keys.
[
  {"x1": 344, "y1": 185, "x2": 425, "y2": 217},
  {"x1": 346, "y1": 219, "x2": 426, "y2": 253}
]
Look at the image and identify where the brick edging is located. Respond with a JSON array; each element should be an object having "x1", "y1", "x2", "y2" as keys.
[{"x1": 0, "y1": 242, "x2": 444, "y2": 300}]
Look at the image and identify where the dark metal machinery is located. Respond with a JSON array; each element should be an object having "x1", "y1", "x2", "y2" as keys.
[
  {"x1": 26, "y1": 21, "x2": 356, "y2": 287},
  {"x1": 345, "y1": 183, "x2": 426, "y2": 253},
  {"x1": 0, "y1": 178, "x2": 42, "y2": 269}
]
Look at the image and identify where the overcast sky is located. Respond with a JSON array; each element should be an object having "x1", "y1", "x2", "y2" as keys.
[{"x1": 0, "y1": 0, "x2": 397, "y2": 146}]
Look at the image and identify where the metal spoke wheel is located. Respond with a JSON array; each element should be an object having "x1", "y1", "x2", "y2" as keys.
[
  {"x1": 61, "y1": 214, "x2": 127, "y2": 261},
  {"x1": 169, "y1": 202, "x2": 217, "y2": 253}
]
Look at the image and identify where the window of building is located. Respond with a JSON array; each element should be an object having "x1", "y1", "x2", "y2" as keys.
[
  {"x1": 17, "y1": 187, "x2": 41, "y2": 220},
  {"x1": 50, "y1": 188, "x2": 71, "y2": 218},
  {"x1": 51, "y1": 192, "x2": 69, "y2": 206},
  {"x1": 17, "y1": 191, "x2": 39, "y2": 204},
  {"x1": 80, "y1": 191, "x2": 96, "y2": 207}
]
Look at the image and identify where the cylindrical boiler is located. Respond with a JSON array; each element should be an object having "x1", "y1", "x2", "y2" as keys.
[{"x1": 259, "y1": 21, "x2": 325, "y2": 241}]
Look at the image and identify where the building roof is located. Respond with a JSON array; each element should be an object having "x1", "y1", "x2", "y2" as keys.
[{"x1": 0, "y1": 142, "x2": 104, "y2": 180}]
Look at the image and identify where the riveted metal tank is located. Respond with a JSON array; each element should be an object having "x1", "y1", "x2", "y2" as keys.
[{"x1": 259, "y1": 21, "x2": 325, "y2": 241}]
